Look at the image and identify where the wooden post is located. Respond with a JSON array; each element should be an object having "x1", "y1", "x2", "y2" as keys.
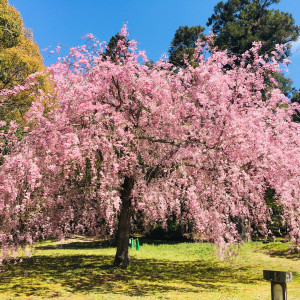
[{"x1": 263, "y1": 270, "x2": 293, "y2": 300}]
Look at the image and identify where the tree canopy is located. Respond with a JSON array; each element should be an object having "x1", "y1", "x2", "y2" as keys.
[
  {"x1": 169, "y1": 0, "x2": 300, "y2": 121},
  {"x1": 0, "y1": 0, "x2": 46, "y2": 124},
  {"x1": 0, "y1": 0, "x2": 22, "y2": 49},
  {"x1": 0, "y1": 26, "x2": 299, "y2": 268},
  {"x1": 104, "y1": 32, "x2": 130, "y2": 62},
  {"x1": 207, "y1": 0, "x2": 300, "y2": 59},
  {"x1": 169, "y1": 25, "x2": 204, "y2": 68}
]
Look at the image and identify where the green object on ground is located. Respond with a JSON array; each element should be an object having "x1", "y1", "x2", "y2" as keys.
[
  {"x1": 130, "y1": 238, "x2": 134, "y2": 249},
  {"x1": 136, "y1": 238, "x2": 140, "y2": 251}
]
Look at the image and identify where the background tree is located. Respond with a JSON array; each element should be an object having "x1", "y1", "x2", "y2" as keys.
[
  {"x1": 103, "y1": 32, "x2": 130, "y2": 63},
  {"x1": 207, "y1": 0, "x2": 300, "y2": 103},
  {"x1": 207, "y1": 0, "x2": 299, "y2": 59},
  {"x1": 0, "y1": 0, "x2": 46, "y2": 124},
  {"x1": 169, "y1": 25, "x2": 204, "y2": 68},
  {"x1": 169, "y1": 1, "x2": 299, "y2": 95},
  {"x1": 0, "y1": 0, "x2": 22, "y2": 49},
  {"x1": 0, "y1": 27, "x2": 299, "y2": 268},
  {"x1": 291, "y1": 89, "x2": 300, "y2": 122}
]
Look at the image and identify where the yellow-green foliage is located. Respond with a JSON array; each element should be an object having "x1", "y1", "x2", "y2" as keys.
[
  {"x1": 0, "y1": 0, "x2": 22, "y2": 49},
  {"x1": 0, "y1": 0, "x2": 48, "y2": 124}
]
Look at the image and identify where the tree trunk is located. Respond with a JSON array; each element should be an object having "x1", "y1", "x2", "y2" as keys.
[
  {"x1": 113, "y1": 176, "x2": 134, "y2": 268},
  {"x1": 237, "y1": 218, "x2": 252, "y2": 242}
]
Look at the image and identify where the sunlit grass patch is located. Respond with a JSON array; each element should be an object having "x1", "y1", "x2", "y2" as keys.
[{"x1": 0, "y1": 237, "x2": 299, "y2": 299}]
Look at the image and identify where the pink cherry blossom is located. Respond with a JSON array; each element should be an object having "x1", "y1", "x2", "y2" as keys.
[{"x1": 0, "y1": 26, "x2": 299, "y2": 265}]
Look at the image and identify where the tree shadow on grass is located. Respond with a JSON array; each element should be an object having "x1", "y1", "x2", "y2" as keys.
[
  {"x1": 35, "y1": 238, "x2": 191, "y2": 251},
  {"x1": 35, "y1": 239, "x2": 115, "y2": 250},
  {"x1": 258, "y1": 243, "x2": 300, "y2": 260},
  {"x1": 0, "y1": 253, "x2": 258, "y2": 298}
]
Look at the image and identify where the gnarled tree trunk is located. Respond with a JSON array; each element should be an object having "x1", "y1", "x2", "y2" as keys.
[{"x1": 113, "y1": 176, "x2": 134, "y2": 268}]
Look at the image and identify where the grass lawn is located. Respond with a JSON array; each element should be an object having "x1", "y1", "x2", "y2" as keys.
[{"x1": 0, "y1": 237, "x2": 299, "y2": 299}]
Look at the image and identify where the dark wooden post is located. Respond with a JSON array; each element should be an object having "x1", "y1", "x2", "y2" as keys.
[{"x1": 263, "y1": 270, "x2": 293, "y2": 300}]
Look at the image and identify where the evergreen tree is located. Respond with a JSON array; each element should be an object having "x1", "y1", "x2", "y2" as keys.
[
  {"x1": 206, "y1": 0, "x2": 300, "y2": 104},
  {"x1": 291, "y1": 89, "x2": 300, "y2": 122},
  {"x1": 207, "y1": 0, "x2": 299, "y2": 60},
  {"x1": 104, "y1": 33, "x2": 129, "y2": 63},
  {"x1": 169, "y1": 25, "x2": 204, "y2": 68}
]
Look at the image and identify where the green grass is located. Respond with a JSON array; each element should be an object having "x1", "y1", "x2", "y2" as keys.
[{"x1": 0, "y1": 237, "x2": 299, "y2": 299}]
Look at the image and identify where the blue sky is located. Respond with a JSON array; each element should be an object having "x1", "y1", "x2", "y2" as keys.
[{"x1": 9, "y1": 0, "x2": 300, "y2": 89}]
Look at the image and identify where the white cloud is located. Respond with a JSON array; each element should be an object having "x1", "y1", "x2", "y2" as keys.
[{"x1": 291, "y1": 38, "x2": 300, "y2": 54}]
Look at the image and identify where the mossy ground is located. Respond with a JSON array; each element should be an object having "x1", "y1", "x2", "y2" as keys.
[{"x1": 0, "y1": 237, "x2": 299, "y2": 299}]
